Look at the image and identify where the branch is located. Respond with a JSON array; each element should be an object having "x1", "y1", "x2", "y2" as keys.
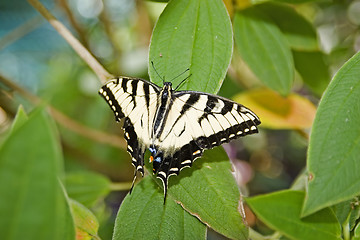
[
  {"x1": 0, "y1": 74, "x2": 126, "y2": 149},
  {"x1": 295, "y1": 129, "x2": 310, "y2": 141},
  {"x1": 27, "y1": 0, "x2": 114, "y2": 84},
  {"x1": 0, "y1": 15, "x2": 44, "y2": 51},
  {"x1": 58, "y1": 0, "x2": 89, "y2": 49}
]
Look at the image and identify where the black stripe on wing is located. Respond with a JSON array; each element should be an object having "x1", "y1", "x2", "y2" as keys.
[
  {"x1": 99, "y1": 77, "x2": 161, "y2": 192},
  {"x1": 99, "y1": 79, "x2": 125, "y2": 121},
  {"x1": 174, "y1": 91, "x2": 261, "y2": 149},
  {"x1": 123, "y1": 118, "x2": 145, "y2": 175},
  {"x1": 151, "y1": 139, "x2": 203, "y2": 201}
]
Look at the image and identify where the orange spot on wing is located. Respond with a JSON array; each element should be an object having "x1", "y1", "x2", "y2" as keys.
[{"x1": 150, "y1": 156, "x2": 154, "y2": 163}]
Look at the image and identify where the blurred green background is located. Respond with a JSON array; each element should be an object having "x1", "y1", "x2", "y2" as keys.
[{"x1": 1, "y1": 0, "x2": 360, "y2": 239}]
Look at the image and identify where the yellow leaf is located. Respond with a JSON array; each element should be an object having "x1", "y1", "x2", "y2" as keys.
[
  {"x1": 70, "y1": 199, "x2": 100, "y2": 240},
  {"x1": 223, "y1": 0, "x2": 252, "y2": 17},
  {"x1": 234, "y1": 0, "x2": 252, "y2": 10},
  {"x1": 234, "y1": 89, "x2": 316, "y2": 129},
  {"x1": 222, "y1": 0, "x2": 234, "y2": 18}
]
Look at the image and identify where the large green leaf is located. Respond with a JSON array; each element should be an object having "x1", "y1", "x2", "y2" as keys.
[
  {"x1": 9, "y1": 106, "x2": 28, "y2": 134},
  {"x1": 0, "y1": 109, "x2": 75, "y2": 240},
  {"x1": 263, "y1": 0, "x2": 320, "y2": 4},
  {"x1": 234, "y1": 7, "x2": 294, "y2": 96},
  {"x1": 64, "y1": 171, "x2": 111, "y2": 207},
  {"x1": 256, "y1": 2, "x2": 318, "y2": 51},
  {"x1": 303, "y1": 51, "x2": 360, "y2": 216},
  {"x1": 247, "y1": 190, "x2": 341, "y2": 240},
  {"x1": 153, "y1": 147, "x2": 248, "y2": 240},
  {"x1": 149, "y1": 0, "x2": 232, "y2": 94},
  {"x1": 113, "y1": 176, "x2": 206, "y2": 240},
  {"x1": 116, "y1": 147, "x2": 248, "y2": 239}
]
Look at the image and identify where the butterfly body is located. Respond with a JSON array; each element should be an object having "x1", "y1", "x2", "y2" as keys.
[{"x1": 99, "y1": 77, "x2": 260, "y2": 199}]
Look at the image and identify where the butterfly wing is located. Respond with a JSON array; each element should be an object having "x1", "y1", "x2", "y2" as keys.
[
  {"x1": 99, "y1": 77, "x2": 160, "y2": 178},
  {"x1": 151, "y1": 90, "x2": 261, "y2": 195}
]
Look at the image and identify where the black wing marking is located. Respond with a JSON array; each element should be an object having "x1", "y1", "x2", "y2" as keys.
[
  {"x1": 150, "y1": 90, "x2": 260, "y2": 198},
  {"x1": 99, "y1": 77, "x2": 160, "y2": 189}
]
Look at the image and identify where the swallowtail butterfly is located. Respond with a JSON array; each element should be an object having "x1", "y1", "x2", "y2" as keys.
[{"x1": 99, "y1": 76, "x2": 260, "y2": 200}]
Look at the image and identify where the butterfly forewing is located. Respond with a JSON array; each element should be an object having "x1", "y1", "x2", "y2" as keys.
[
  {"x1": 99, "y1": 77, "x2": 160, "y2": 175},
  {"x1": 150, "y1": 90, "x2": 260, "y2": 196}
]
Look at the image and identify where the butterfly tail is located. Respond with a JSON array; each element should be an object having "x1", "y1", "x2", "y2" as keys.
[{"x1": 129, "y1": 169, "x2": 138, "y2": 194}]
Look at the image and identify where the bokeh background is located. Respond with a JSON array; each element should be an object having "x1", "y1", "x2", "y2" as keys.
[{"x1": 1, "y1": 0, "x2": 360, "y2": 238}]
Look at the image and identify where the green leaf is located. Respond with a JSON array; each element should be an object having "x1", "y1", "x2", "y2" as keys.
[
  {"x1": 332, "y1": 200, "x2": 352, "y2": 226},
  {"x1": 0, "y1": 109, "x2": 75, "y2": 240},
  {"x1": 164, "y1": 147, "x2": 248, "y2": 240},
  {"x1": 9, "y1": 105, "x2": 28, "y2": 134},
  {"x1": 246, "y1": 190, "x2": 342, "y2": 240},
  {"x1": 263, "y1": 0, "x2": 322, "y2": 4},
  {"x1": 303, "y1": 51, "x2": 360, "y2": 216},
  {"x1": 113, "y1": 177, "x2": 206, "y2": 240},
  {"x1": 64, "y1": 171, "x2": 111, "y2": 207},
  {"x1": 70, "y1": 199, "x2": 100, "y2": 240},
  {"x1": 293, "y1": 50, "x2": 330, "y2": 96},
  {"x1": 149, "y1": 0, "x2": 232, "y2": 94},
  {"x1": 355, "y1": 222, "x2": 360, "y2": 240},
  {"x1": 255, "y1": 2, "x2": 318, "y2": 51},
  {"x1": 349, "y1": 202, "x2": 360, "y2": 231},
  {"x1": 234, "y1": 7, "x2": 294, "y2": 96}
]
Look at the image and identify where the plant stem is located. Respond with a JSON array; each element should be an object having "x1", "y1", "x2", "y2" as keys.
[
  {"x1": 27, "y1": 0, "x2": 114, "y2": 84},
  {"x1": 0, "y1": 74, "x2": 126, "y2": 149},
  {"x1": 110, "y1": 182, "x2": 133, "y2": 191}
]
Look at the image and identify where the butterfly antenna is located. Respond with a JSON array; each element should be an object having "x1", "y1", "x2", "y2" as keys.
[
  {"x1": 174, "y1": 72, "x2": 192, "y2": 91},
  {"x1": 151, "y1": 61, "x2": 165, "y2": 83}
]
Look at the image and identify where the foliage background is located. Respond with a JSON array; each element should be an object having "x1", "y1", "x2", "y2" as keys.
[{"x1": 0, "y1": 0, "x2": 360, "y2": 239}]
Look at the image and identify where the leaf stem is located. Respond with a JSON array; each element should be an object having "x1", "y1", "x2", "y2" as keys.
[
  {"x1": 110, "y1": 182, "x2": 133, "y2": 191},
  {"x1": 248, "y1": 228, "x2": 267, "y2": 240},
  {"x1": 27, "y1": 0, "x2": 114, "y2": 84},
  {"x1": 58, "y1": 0, "x2": 89, "y2": 49},
  {"x1": 343, "y1": 213, "x2": 351, "y2": 240},
  {"x1": 0, "y1": 74, "x2": 126, "y2": 149},
  {"x1": 0, "y1": 15, "x2": 44, "y2": 51}
]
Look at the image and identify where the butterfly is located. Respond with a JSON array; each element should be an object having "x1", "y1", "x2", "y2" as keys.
[{"x1": 99, "y1": 75, "x2": 260, "y2": 201}]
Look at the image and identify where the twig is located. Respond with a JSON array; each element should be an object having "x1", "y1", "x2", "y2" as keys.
[
  {"x1": 27, "y1": 0, "x2": 114, "y2": 84},
  {"x1": 295, "y1": 129, "x2": 310, "y2": 141},
  {"x1": 0, "y1": 74, "x2": 40, "y2": 104},
  {"x1": 58, "y1": 0, "x2": 89, "y2": 49},
  {"x1": 110, "y1": 182, "x2": 133, "y2": 191},
  {"x1": 62, "y1": 141, "x2": 128, "y2": 180},
  {"x1": 0, "y1": 74, "x2": 126, "y2": 149},
  {"x1": 0, "y1": 15, "x2": 44, "y2": 51},
  {"x1": 98, "y1": 3, "x2": 123, "y2": 71},
  {"x1": 51, "y1": 108, "x2": 126, "y2": 149}
]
